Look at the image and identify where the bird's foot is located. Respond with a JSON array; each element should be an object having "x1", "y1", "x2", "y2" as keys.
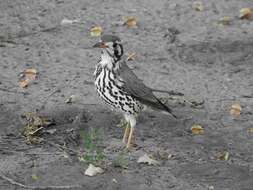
[{"x1": 125, "y1": 141, "x2": 138, "y2": 151}]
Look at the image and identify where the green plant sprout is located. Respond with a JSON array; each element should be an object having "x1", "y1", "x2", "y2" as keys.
[{"x1": 79, "y1": 128, "x2": 105, "y2": 165}]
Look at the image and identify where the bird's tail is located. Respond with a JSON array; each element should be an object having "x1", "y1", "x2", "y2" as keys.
[{"x1": 154, "y1": 97, "x2": 177, "y2": 119}]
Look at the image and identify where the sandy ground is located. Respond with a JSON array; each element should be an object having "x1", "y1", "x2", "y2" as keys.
[{"x1": 0, "y1": 0, "x2": 253, "y2": 189}]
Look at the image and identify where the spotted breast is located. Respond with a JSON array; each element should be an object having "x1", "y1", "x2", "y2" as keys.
[{"x1": 94, "y1": 64, "x2": 143, "y2": 115}]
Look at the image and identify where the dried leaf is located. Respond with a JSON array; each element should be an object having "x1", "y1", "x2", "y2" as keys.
[
  {"x1": 65, "y1": 95, "x2": 76, "y2": 104},
  {"x1": 218, "y1": 16, "x2": 231, "y2": 25},
  {"x1": 230, "y1": 103, "x2": 241, "y2": 117},
  {"x1": 137, "y1": 154, "x2": 159, "y2": 165},
  {"x1": 247, "y1": 128, "x2": 253, "y2": 133},
  {"x1": 168, "y1": 154, "x2": 174, "y2": 159},
  {"x1": 126, "y1": 52, "x2": 136, "y2": 61},
  {"x1": 84, "y1": 164, "x2": 104, "y2": 176},
  {"x1": 19, "y1": 78, "x2": 30, "y2": 88},
  {"x1": 24, "y1": 68, "x2": 37, "y2": 80},
  {"x1": 31, "y1": 174, "x2": 39, "y2": 181},
  {"x1": 193, "y1": 1, "x2": 204, "y2": 11},
  {"x1": 19, "y1": 68, "x2": 38, "y2": 88},
  {"x1": 123, "y1": 16, "x2": 137, "y2": 28},
  {"x1": 44, "y1": 129, "x2": 57, "y2": 134},
  {"x1": 22, "y1": 112, "x2": 54, "y2": 144},
  {"x1": 90, "y1": 26, "x2": 103, "y2": 37},
  {"x1": 239, "y1": 8, "x2": 252, "y2": 19},
  {"x1": 61, "y1": 18, "x2": 79, "y2": 25},
  {"x1": 191, "y1": 124, "x2": 204, "y2": 135},
  {"x1": 217, "y1": 151, "x2": 229, "y2": 161}
]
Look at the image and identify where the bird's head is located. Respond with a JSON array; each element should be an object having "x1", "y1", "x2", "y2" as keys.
[{"x1": 93, "y1": 34, "x2": 124, "y2": 60}]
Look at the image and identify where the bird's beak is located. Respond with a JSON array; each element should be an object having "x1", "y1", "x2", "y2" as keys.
[{"x1": 93, "y1": 42, "x2": 108, "y2": 48}]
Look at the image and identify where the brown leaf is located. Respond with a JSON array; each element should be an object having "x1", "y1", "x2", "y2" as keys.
[
  {"x1": 19, "y1": 68, "x2": 38, "y2": 88},
  {"x1": 90, "y1": 26, "x2": 103, "y2": 37},
  {"x1": 19, "y1": 78, "x2": 30, "y2": 88},
  {"x1": 126, "y1": 52, "x2": 136, "y2": 61},
  {"x1": 191, "y1": 124, "x2": 204, "y2": 135},
  {"x1": 217, "y1": 151, "x2": 229, "y2": 161},
  {"x1": 248, "y1": 128, "x2": 253, "y2": 133},
  {"x1": 123, "y1": 16, "x2": 137, "y2": 28},
  {"x1": 230, "y1": 103, "x2": 241, "y2": 117},
  {"x1": 239, "y1": 8, "x2": 252, "y2": 19},
  {"x1": 25, "y1": 68, "x2": 37, "y2": 80},
  {"x1": 192, "y1": 1, "x2": 204, "y2": 11}
]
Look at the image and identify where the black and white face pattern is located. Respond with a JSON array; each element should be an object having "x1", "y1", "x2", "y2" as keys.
[
  {"x1": 102, "y1": 40, "x2": 124, "y2": 61},
  {"x1": 97, "y1": 40, "x2": 124, "y2": 70}
]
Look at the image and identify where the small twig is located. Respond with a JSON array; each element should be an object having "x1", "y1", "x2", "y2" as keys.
[
  {"x1": 161, "y1": 96, "x2": 204, "y2": 108},
  {"x1": 24, "y1": 152, "x2": 63, "y2": 155},
  {"x1": 0, "y1": 173, "x2": 81, "y2": 189},
  {"x1": 242, "y1": 95, "x2": 253, "y2": 99},
  {"x1": 45, "y1": 141, "x2": 80, "y2": 155},
  {"x1": 29, "y1": 127, "x2": 43, "y2": 135},
  {"x1": 36, "y1": 87, "x2": 62, "y2": 111},
  {"x1": 40, "y1": 88, "x2": 61, "y2": 106},
  {"x1": 0, "y1": 174, "x2": 27, "y2": 189}
]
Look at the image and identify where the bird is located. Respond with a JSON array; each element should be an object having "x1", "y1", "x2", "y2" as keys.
[{"x1": 93, "y1": 34, "x2": 177, "y2": 149}]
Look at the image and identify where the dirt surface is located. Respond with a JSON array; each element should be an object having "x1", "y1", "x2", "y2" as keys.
[{"x1": 1, "y1": 0, "x2": 253, "y2": 189}]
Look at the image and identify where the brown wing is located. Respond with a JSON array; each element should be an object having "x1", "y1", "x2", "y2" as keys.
[{"x1": 116, "y1": 60, "x2": 177, "y2": 118}]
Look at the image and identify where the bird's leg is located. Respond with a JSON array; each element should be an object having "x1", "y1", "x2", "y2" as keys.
[
  {"x1": 117, "y1": 117, "x2": 129, "y2": 144},
  {"x1": 122, "y1": 122, "x2": 130, "y2": 144},
  {"x1": 123, "y1": 114, "x2": 136, "y2": 149},
  {"x1": 126, "y1": 125, "x2": 134, "y2": 149}
]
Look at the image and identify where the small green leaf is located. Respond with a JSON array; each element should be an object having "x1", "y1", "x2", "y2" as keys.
[{"x1": 31, "y1": 174, "x2": 39, "y2": 180}]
